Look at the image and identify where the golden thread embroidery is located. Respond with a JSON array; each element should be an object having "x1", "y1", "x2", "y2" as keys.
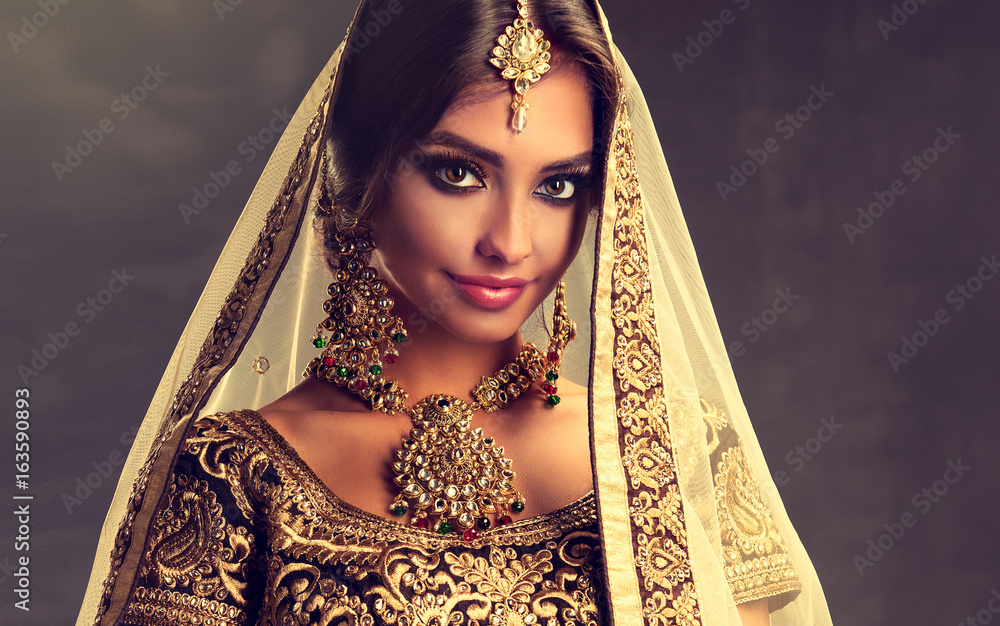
[
  {"x1": 116, "y1": 410, "x2": 604, "y2": 625},
  {"x1": 122, "y1": 587, "x2": 244, "y2": 626},
  {"x1": 699, "y1": 397, "x2": 801, "y2": 604},
  {"x1": 711, "y1": 438, "x2": 801, "y2": 603},
  {"x1": 142, "y1": 475, "x2": 255, "y2": 605},
  {"x1": 609, "y1": 104, "x2": 702, "y2": 623}
]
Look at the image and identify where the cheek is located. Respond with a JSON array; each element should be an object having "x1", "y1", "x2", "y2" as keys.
[
  {"x1": 379, "y1": 184, "x2": 467, "y2": 268},
  {"x1": 540, "y1": 204, "x2": 588, "y2": 267}
]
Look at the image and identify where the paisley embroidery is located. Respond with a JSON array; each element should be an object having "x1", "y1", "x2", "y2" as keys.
[
  {"x1": 702, "y1": 399, "x2": 801, "y2": 605},
  {"x1": 142, "y1": 474, "x2": 256, "y2": 605},
  {"x1": 115, "y1": 410, "x2": 605, "y2": 626}
]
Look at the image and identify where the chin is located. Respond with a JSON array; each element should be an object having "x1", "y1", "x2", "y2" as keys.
[{"x1": 438, "y1": 310, "x2": 527, "y2": 345}]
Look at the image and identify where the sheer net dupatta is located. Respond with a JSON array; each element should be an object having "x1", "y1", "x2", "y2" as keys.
[
  {"x1": 75, "y1": 34, "x2": 351, "y2": 625},
  {"x1": 76, "y1": 0, "x2": 835, "y2": 623},
  {"x1": 590, "y1": 4, "x2": 833, "y2": 622}
]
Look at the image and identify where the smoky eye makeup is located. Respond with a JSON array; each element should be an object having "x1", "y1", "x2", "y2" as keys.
[
  {"x1": 417, "y1": 148, "x2": 593, "y2": 206},
  {"x1": 535, "y1": 167, "x2": 592, "y2": 206},
  {"x1": 420, "y1": 150, "x2": 489, "y2": 193}
]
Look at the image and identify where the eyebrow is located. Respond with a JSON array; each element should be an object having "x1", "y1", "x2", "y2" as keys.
[{"x1": 423, "y1": 130, "x2": 594, "y2": 174}]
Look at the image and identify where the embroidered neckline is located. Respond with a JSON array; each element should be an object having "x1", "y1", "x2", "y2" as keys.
[{"x1": 223, "y1": 409, "x2": 597, "y2": 545}]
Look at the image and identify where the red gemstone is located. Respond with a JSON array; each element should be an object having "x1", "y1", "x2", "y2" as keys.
[
  {"x1": 543, "y1": 383, "x2": 558, "y2": 394},
  {"x1": 463, "y1": 529, "x2": 477, "y2": 542},
  {"x1": 352, "y1": 379, "x2": 368, "y2": 391},
  {"x1": 547, "y1": 351, "x2": 558, "y2": 362},
  {"x1": 414, "y1": 518, "x2": 430, "y2": 529},
  {"x1": 323, "y1": 357, "x2": 335, "y2": 367},
  {"x1": 385, "y1": 354, "x2": 398, "y2": 364},
  {"x1": 497, "y1": 515, "x2": 512, "y2": 526}
]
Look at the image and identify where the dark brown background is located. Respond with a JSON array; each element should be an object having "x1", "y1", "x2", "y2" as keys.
[{"x1": 2, "y1": 0, "x2": 998, "y2": 624}]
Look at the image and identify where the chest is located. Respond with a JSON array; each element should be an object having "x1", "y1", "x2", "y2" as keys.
[{"x1": 284, "y1": 398, "x2": 592, "y2": 525}]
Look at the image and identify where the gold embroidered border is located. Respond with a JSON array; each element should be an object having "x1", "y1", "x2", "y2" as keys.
[
  {"x1": 608, "y1": 104, "x2": 703, "y2": 625},
  {"x1": 115, "y1": 409, "x2": 605, "y2": 625},
  {"x1": 121, "y1": 587, "x2": 243, "y2": 626}
]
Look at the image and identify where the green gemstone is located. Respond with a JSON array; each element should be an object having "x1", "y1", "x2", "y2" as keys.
[
  {"x1": 546, "y1": 395, "x2": 561, "y2": 407},
  {"x1": 437, "y1": 521, "x2": 453, "y2": 535},
  {"x1": 511, "y1": 501, "x2": 525, "y2": 514},
  {"x1": 391, "y1": 504, "x2": 407, "y2": 516},
  {"x1": 483, "y1": 437, "x2": 494, "y2": 445},
  {"x1": 545, "y1": 371, "x2": 558, "y2": 381},
  {"x1": 313, "y1": 338, "x2": 326, "y2": 348},
  {"x1": 370, "y1": 364, "x2": 382, "y2": 376},
  {"x1": 336, "y1": 366, "x2": 350, "y2": 377},
  {"x1": 477, "y1": 517, "x2": 491, "y2": 530},
  {"x1": 393, "y1": 332, "x2": 407, "y2": 343}
]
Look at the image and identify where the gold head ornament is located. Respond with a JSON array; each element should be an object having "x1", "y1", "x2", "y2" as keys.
[{"x1": 489, "y1": 0, "x2": 553, "y2": 133}]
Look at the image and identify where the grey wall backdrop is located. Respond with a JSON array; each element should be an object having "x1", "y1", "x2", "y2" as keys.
[{"x1": 2, "y1": 0, "x2": 997, "y2": 624}]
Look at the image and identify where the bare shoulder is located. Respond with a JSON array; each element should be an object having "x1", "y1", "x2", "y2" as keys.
[
  {"x1": 252, "y1": 377, "x2": 413, "y2": 514},
  {"x1": 554, "y1": 375, "x2": 587, "y2": 400},
  {"x1": 254, "y1": 379, "x2": 316, "y2": 441},
  {"x1": 504, "y1": 374, "x2": 593, "y2": 512},
  {"x1": 254, "y1": 377, "x2": 369, "y2": 447}
]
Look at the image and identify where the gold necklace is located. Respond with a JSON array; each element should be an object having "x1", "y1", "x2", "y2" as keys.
[
  {"x1": 305, "y1": 229, "x2": 575, "y2": 537},
  {"x1": 306, "y1": 342, "x2": 557, "y2": 537},
  {"x1": 387, "y1": 342, "x2": 547, "y2": 537}
]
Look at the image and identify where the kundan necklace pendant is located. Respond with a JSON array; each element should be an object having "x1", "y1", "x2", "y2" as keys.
[{"x1": 391, "y1": 394, "x2": 523, "y2": 534}]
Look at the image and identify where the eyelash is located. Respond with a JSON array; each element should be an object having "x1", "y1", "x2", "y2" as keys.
[{"x1": 422, "y1": 150, "x2": 591, "y2": 207}]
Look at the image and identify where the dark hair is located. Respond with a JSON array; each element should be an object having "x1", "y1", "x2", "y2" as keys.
[{"x1": 318, "y1": 0, "x2": 619, "y2": 257}]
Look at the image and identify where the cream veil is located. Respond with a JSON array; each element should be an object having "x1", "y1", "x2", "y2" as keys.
[{"x1": 77, "y1": 1, "x2": 832, "y2": 623}]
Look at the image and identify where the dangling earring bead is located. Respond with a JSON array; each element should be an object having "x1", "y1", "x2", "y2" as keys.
[{"x1": 543, "y1": 280, "x2": 575, "y2": 408}]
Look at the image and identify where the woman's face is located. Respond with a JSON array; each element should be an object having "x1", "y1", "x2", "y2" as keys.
[{"x1": 371, "y1": 66, "x2": 595, "y2": 344}]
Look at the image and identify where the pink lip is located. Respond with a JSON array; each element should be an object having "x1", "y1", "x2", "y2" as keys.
[{"x1": 449, "y1": 274, "x2": 529, "y2": 309}]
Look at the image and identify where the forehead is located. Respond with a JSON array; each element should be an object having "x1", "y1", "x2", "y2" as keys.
[{"x1": 429, "y1": 65, "x2": 594, "y2": 159}]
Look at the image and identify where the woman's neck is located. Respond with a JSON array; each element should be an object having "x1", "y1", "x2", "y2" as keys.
[{"x1": 382, "y1": 299, "x2": 526, "y2": 404}]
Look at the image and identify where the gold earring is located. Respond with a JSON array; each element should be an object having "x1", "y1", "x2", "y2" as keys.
[
  {"x1": 305, "y1": 222, "x2": 410, "y2": 413},
  {"x1": 541, "y1": 280, "x2": 575, "y2": 406}
]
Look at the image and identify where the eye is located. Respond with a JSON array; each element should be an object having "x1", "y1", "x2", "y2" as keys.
[
  {"x1": 537, "y1": 178, "x2": 576, "y2": 200},
  {"x1": 436, "y1": 164, "x2": 480, "y2": 188}
]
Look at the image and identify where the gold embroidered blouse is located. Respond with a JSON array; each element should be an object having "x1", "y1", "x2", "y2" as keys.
[
  {"x1": 114, "y1": 404, "x2": 800, "y2": 625},
  {"x1": 116, "y1": 410, "x2": 606, "y2": 625}
]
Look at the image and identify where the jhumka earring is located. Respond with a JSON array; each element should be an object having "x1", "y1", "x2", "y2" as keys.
[
  {"x1": 306, "y1": 223, "x2": 410, "y2": 413},
  {"x1": 489, "y1": 0, "x2": 552, "y2": 133}
]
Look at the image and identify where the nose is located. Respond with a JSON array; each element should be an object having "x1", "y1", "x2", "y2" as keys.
[{"x1": 476, "y1": 193, "x2": 533, "y2": 265}]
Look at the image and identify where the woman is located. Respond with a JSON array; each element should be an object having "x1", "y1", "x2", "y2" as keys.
[{"x1": 77, "y1": 0, "x2": 833, "y2": 624}]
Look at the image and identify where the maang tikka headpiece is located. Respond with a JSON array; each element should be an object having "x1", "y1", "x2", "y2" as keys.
[{"x1": 490, "y1": 0, "x2": 553, "y2": 133}]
